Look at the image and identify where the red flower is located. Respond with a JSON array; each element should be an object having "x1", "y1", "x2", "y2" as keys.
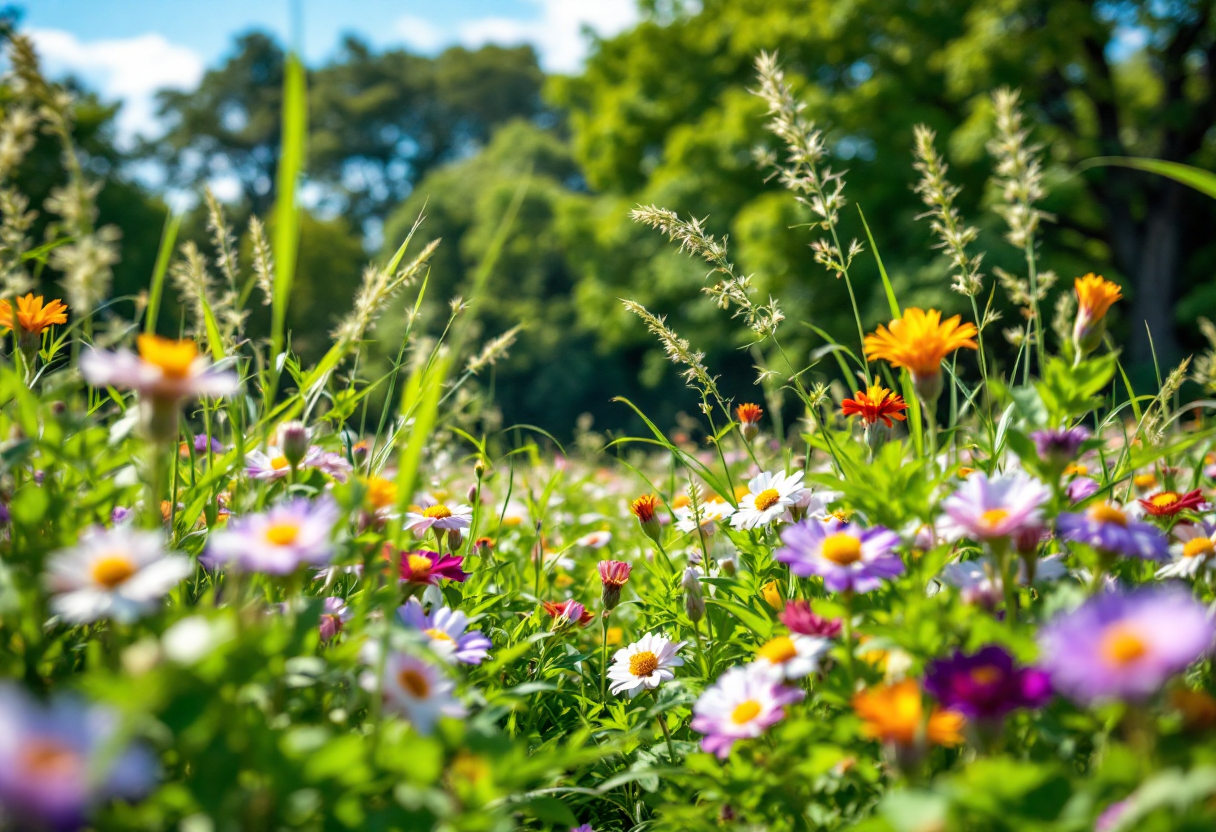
[
  {"x1": 629, "y1": 494, "x2": 660, "y2": 523},
  {"x1": 388, "y1": 546, "x2": 469, "y2": 585},
  {"x1": 779, "y1": 600, "x2": 843, "y2": 638},
  {"x1": 1138, "y1": 489, "x2": 1206, "y2": 517},
  {"x1": 841, "y1": 385, "x2": 909, "y2": 428},
  {"x1": 542, "y1": 599, "x2": 595, "y2": 628}
]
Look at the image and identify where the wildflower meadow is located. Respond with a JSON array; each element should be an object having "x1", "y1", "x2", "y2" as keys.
[{"x1": 5, "y1": 20, "x2": 1216, "y2": 832}]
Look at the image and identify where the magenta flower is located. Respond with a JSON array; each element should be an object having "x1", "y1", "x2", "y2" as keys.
[
  {"x1": 776, "y1": 518, "x2": 903, "y2": 593},
  {"x1": 598, "y1": 559, "x2": 632, "y2": 610},
  {"x1": 1056, "y1": 502, "x2": 1168, "y2": 561},
  {"x1": 778, "y1": 600, "x2": 842, "y2": 637},
  {"x1": 691, "y1": 664, "x2": 803, "y2": 759},
  {"x1": 319, "y1": 597, "x2": 351, "y2": 642},
  {"x1": 397, "y1": 598, "x2": 492, "y2": 664},
  {"x1": 924, "y1": 645, "x2": 1052, "y2": 721},
  {"x1": 1038, "y1": 587, "x2": 1215, "y2": 704},
  {"x1": 938, "y1": 470, "x2": 1051, "y2": 542},
  {"x1": 1030, "y1": 426, "x2": 1090, "y2": 464},
  {"x1": 393, "y1": 547, "x2": 469, "y2": 586},
  {"x1": 542, "y1": 599, "x2": 595, "y2": 628},
  {"x1": 0, "y1": 686, "x2": 156, "y2": 831}
]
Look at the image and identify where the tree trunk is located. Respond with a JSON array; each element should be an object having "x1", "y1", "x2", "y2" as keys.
[{"x1": 1129, "y1": 181, "x2": 1184, "y2": 367}]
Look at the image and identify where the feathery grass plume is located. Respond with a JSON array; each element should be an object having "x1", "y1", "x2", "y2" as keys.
[
  {"x1": 1141, "y1": 357, "x2": 1192, "y2": 446},
  {"x1": 204, "y1": 188, "x2": 239, "y2": 291},
  {"x1": 620, "y1": 299, "x2": 720, "y2": 397},
  {"x1": 248, "y1": 216, "x2": 274, "y2": 306},
  {"x1": 332, "y1": 239, "x2": 439, "y2": 347},
  {"x1": 629, "y1": 204, "x2": 783, "y2": 338},
  {"x1": 170, "y1": 242, "x2": 220, "y2": 338},
  {"x1": 467, "y1": 324, "x2": 523, "y2": 376},
  {"x1": 912, "y1": 126, "x2": 984, "y2": 297},
  {"x1": 0, "y1": 103, "x2": 39, "y2": 296},
  {"x1": 1192, "y1": 317, "x2": 1216, "y2": 394},
  {"x1": 1052, "y1": 290, "x2": 1077, "y2": 352}
]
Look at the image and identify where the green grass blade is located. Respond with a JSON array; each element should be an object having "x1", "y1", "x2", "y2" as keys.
[
  {"x1": 145, "y1": 210, "x2": 181, "y2": 335},
  {"x1": 271, "y1": 52, "x2": 307, "y2": 361},
  {"x1": 858, "y1": 205, "x2": 900, "y2": 319},
  {"x1": 1080, "y1": 157, "x2": 1216, "y2": 201}
]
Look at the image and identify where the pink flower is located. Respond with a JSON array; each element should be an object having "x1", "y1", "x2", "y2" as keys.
[{"x1": 390, "y1": 547, "x2": 469, "y2": 586}]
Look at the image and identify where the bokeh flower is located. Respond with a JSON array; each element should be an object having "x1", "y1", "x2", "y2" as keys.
[
  {"x1": 395, "y1": 548, "x2": 469, "y2": 586},
  {"x1": 397, "y1": 598, "x2": 492, "y2": 664},
  {"x1": 1038, "y1": 587, "x2": 1215, "y2": 704},
  {"x1": 206, "y1": 498, "x2": 338, "y2": 574},
  {"x1": 319, "y1": 597, "x2": 351, "y2": 642},
  {"x1": 777, "y1": 517, "x2": 904, "y2": 593},
  {"x1": 852, "y1": 680, "x2": 964, "y2": 747},
  {"x1": 938, "y1": 470, "x2": 1051, "y2": 542},
  {"x1": 0, "y1": 685, "x2": 156, "y2": 831},
  {"x1": 691, "y1": 664, "x2": 803, "y2": 759},
  {"x1": 779, "y1": 600, "x2": 843, "y2": 637},
  {"x1": 1156, "y1": 522, "x2": 1216, "y2": 580},
  {"x1": 863, "y1": 308, "x2": 977, "y2": 402},
  {"x1": 731, "y1": 470, "x2": 806, "y2": 530},
  {"x1": 1030, "y1": 426, "x2": 1090, "y2": 467},
  {"x1": 368, "y1": 653, "x2": 466, "y2": 735},
  {"x1": 607, "y1": 632, "x2": 685, "y2": 696},
  {"x1": 754, "y1": 633, "x2": 832, "y2": 680},
  {"x1": 45, "y1": 527, "x2": 191, "y2": 623},
  {"x1": 923, "y1": 645, "x2": 1052, "y2": 721},
  {"x1": 1057, "y1": 502, "x2": 1168, "y2": 561}
]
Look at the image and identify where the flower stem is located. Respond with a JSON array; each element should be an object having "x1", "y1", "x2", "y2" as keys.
[{"x1": 600, "y1": 615, "x2": 610, "y2": 703}]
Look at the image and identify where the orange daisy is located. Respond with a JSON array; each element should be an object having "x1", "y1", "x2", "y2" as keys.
[
  {"x1": 863, "y1": 308, "x2": 977, "y2": 401},
  {"x1": 852, "y1": 680, "x2": 964, "y2": 747},
  {"x1": 0, "y1": 293, "x2": 68, "y2": 335},
  {"x1": 841, "y1": 385, "x2": 909, "y2": 428}
]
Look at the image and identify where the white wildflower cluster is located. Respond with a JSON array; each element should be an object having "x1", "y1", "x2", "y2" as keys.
[{"x1": 912, "y1": 125, "x2": 984, "y2": 297}]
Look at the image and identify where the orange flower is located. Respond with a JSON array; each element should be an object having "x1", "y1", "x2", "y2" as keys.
[
  {"x1": 841, "y1": 386, "x2": 909, "y2": 428},
  {"x1": 852, "y1": 680, "x2": 964, "y2": 747},
  {"x1": 736, "y1": 402, "x2": 763, "y2": 425},
  {"x1": 0, "y1": 294, "x2": 68, "y2": 336},
  {"x1": 863, "y1": 308, "x2": 977, "y2": 381},
  {"x1": 629, "y1": 494, "x2": 660, "y2": 523},
  {"x1": 1074, "y1": 274, "x2": 1122, "y2": 324}
]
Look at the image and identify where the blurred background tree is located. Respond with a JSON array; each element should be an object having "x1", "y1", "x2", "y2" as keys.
[{"x1": 11, "y1": 0, "x2": 1216, "y2": 436}]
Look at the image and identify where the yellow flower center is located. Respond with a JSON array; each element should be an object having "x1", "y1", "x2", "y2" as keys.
[
  {"x1": 980, "y1": 508, "x2": 1009, "y2": 528},
  {"x1": 1064, "y1": 463, "x2": 1088, "y2": 477},
  {"x1": 1150, "y1": 493, "x2": 1179, "y2": 508},
  {"x1": 629, "y1": 651, "x2": 659, "y2": 676},
  {"x1": 397, "y1": 668, "x2": 430, "y2": 697},
  {"x1": 90, "y1": 554, "x2": 136, "y2": 589},
  {"x1": 731, "y1": 699, "x2": 762, "y2": 725},
  {"x1": 1183, "y1": 538, "x2": 1215, "y2": 559},
  {"x1": 365, "y1": 478, "x2": 397, "y2": 509},
  {"x1": 136, "y1": 334, "x2": 198, "y2": 379},
  {"x1": 425, "y1": 628, "x2": 454, "y2": 642},
  {"x1": 1102, "y1": 625, "x2": 1148, "y2": 666},
  {"x1": 753, "y1": 488, "x2": 781, "y2": 512},
  {"x1": 1087, "y1": 504, "x2": 1127, "y2": 527},
  {"x1": 757, "y1": 636, "x2": 798, "y2": 664},
  {"x1": 423, "y1": 504, "x2": 453, "y2": 519},
  {"x1": 969, "y1": 665, "x2": 1002, "y2": 685},
  {"x1": 265, "y1": 522, "x2": 301, "y2": 546},
  {"x1": 958, "y1": 466, "x2": 975, "y2": 478},
  {"x1": 407, "y1": 554, "x2": 434, "y2": 574},
  {"x1": 271, "y1": 456, "x2": 290, "y2": 470},
  {"x1": 20, "y1": 739, "x2": 81, "y2": 778},
  {"x1": 821, "y1": 533, "x2": 862, "y2": 566},
  {"x1": 1133, "y1": 473, "x2": 1158, "y2": 489}
]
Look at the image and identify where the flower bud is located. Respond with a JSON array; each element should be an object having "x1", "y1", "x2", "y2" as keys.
[
  {"x1": 912, "y1": 370, "x2": 943, "y2": 407},
  {"x1": 351, "y1": 440, "x2": 369, "y2": 466},
  {"x1": 736, "y1": 402, "x2": 763, "y2": 441},
  {"x1": 629, "y1": 494, "x2": 663, "y2": 545},
  {"x1": 682, "y1": 566, "x2": 705, "y2": 622},
  {"x1": 467, "y1": 483, "x2": 478, "y2": 503},
  {"x1": 598, "y1": 560, "x2": 632, "y2": 611},
  {"x1": 474, "y1": 459, "x2": 488, "y2": 478},
  {"x1": 280, "y1": 420, "x2": 309, "y2": 468},
  {"x1": 447, "y1": 528, "x2": 464, "y2": 551}
]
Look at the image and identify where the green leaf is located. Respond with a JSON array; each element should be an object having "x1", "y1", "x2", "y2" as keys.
[
  {"x1": 144, "y1": 210, "x2": 180, "y2": 334},
  {"x1": 270, "y1": 52, "x2": 307, "y2": 360},
  {"x1": 1081, "y1": 156, "x2": 1216, "y2": 200},
  {"x1": 9, "y1": 483, "x2": 48, "y2": 526},
  {"x1": 1036, "y1": 355, "x2": 1117, "y2": 420},
  {"x1": 521, "y1": 796, "x2": 577, "y2": 827}
]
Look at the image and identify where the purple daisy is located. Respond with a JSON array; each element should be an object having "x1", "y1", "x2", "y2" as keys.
[
  {"x1": 938, "y1": 470, "x2": 1051, "y2": 543},
  {"x1": 1065, "y1": 476, "x2": 1101, "y2": 503},
  {"x1": 1038, "y1": 587, "x2": 1215, "y2": 704},
  {"x1": 397, "y1": 598, "x2": 492, "y2": 664},
  {"x1": 691, "y1": 664, "x2": 803, "y2": 759},
  {"x1": 204, "y1": 498, "x2": 338, "y2": 574},
  {"x1": 776, "y1": 518, "x2": 904, "y2": 593},
  {"x1": 924, "y1": 645, "x2": 1052, "y2": 721},
  {"x1": 1057, "y1": 502, "x2": 1168, "y2": 561},
  {"x1": 1030, "y1": 426, "x2": 1091, "y2": 464},
  {"x1": 0, "y1": 686, "x2": 156, "y2": 831}
]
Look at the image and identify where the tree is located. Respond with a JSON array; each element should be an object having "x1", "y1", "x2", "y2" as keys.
[{"x1": 552, "y1": 0, "x2": 1216, "y2": 371}]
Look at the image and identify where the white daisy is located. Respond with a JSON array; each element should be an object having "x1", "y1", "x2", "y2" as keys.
[
  {"x1": 730, "y1": 470, "x2": 806, "y2": 530},
  {"x1": 403, "y1": 495, "x2": 473, "y2": 535},
  {"x1": 782, "y1": 488, "x2": 839, "y2": 524},
  {"x1": 1156, "y1": 522, "x2": 1216, "y2": 580},
  {"x1": 575, "y1": 530, "x2": 613, "y2": 548},
  {"x1": 45, "y1": 527, "x2": 191, "y2": 623},
  {"x1": 607, "y1": 632, "x2": 686, "y2": 697},
  {"x1": 365, "y1": 653, "x2": 467, "y2": 735},
  {"x1": 754, "y1": 633, "x2": 832, "y2": 679}
]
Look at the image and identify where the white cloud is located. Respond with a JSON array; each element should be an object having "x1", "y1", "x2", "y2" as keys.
[
  {"x1": 394, "y1": 15, "x2": 446, "y2": 53},
  {"x1": 450, "y1": 0, "x2": 639, "y2": 73},
  {"x1": 29, "y1": 28, "x2": 204, "y2": 146}
]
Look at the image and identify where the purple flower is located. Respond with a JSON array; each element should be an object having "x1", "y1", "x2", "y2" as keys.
[
  {"x1": 938, "y1": 470, "x2": 1051, "y2": 542},
  {"x1": 570, "y1": 825, "x2": 595, "y2": 832},
  {"x1": 1038, "y1": 587, "x2": 1215, "y2": 704},
  {"x1": 193, "y1": 434, "x2": 224, "y2": 454},
  {"x1": 776, "y1": 518, "x2": 904, "y2": 593},
  {"x1": 1030, "y1": 426, "x2": 1090, "y2": 464},
  {"x1": 1095, "y1": 799, "x2": 1130, "y2": 832},
  {"x1": 924, "y1": 645, "x2": 1052, "y2": 721},
  {"x1": 1057, "y1": 502, "x2": 1168, "y2": 561},
  {"x1": 0, "y1": 685, "x2": 156, "y2": 830},
  {"x1": 778, "y1": 600, "x2": 842, "y2": 637},
  {"x1": 205, "y1": 498, "x2": 338, "y2": 574},
  {"x1": 397, "y1": 598, "x2": 492, "y2": 664},
  {"x1": 1065, "y1": 476, "x2": 1100, "y2": 503}
]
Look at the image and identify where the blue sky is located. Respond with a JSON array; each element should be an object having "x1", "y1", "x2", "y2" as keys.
[{"x1": 22, "y1": 1, "x2": 638, "y2": 143}]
